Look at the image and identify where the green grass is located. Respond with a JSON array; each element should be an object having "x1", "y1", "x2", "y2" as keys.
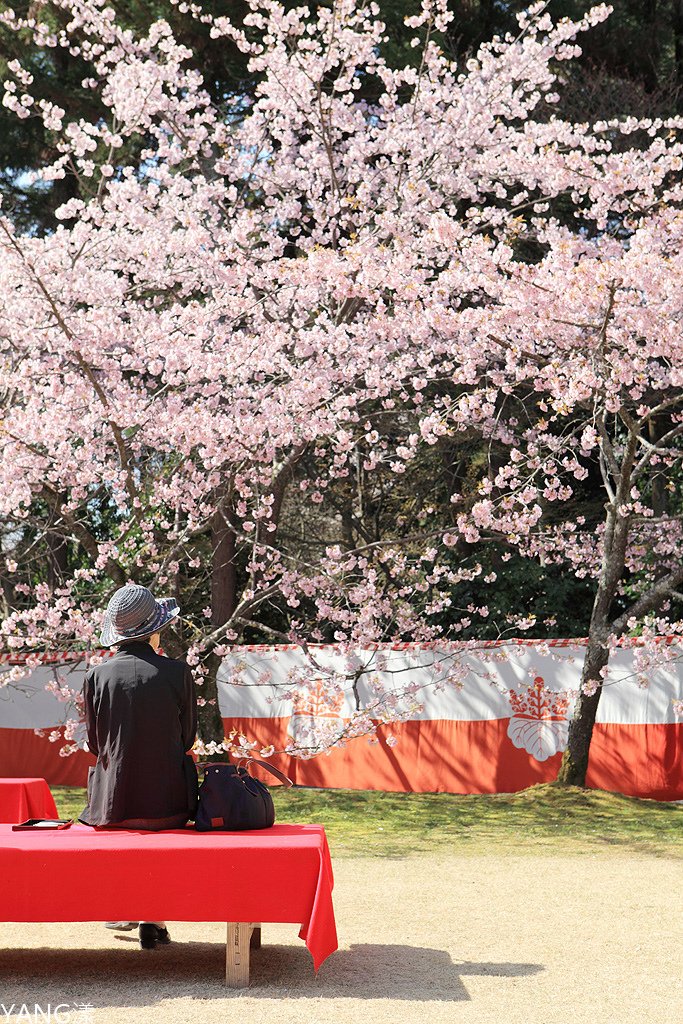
[{"x1": 53, "y1": 782, "x2": 683, "y2": 859}]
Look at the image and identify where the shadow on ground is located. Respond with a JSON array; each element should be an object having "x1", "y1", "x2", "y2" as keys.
[{"x1": 0, "y1": 941, "x2": 544, "y2": 1004}]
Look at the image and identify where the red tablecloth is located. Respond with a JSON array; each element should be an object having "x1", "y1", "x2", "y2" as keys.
[
  {"x1": 0, "y1": 777, "x2": 59, "y2": 823},
  {"x1": 0, "y1": 822, "x2": 337, "y2": 971}
]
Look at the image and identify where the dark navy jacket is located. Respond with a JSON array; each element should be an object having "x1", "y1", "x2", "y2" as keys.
[{"x1": 79, "y1": 640, "x2": 198, "y2": 826}]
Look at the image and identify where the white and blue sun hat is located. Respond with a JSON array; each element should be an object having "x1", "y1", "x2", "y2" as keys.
[{"x1": 100, "y1": 584, "x2": 180, "y2": 647}]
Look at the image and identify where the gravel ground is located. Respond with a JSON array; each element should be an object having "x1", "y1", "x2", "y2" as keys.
[{"x1": 0, "y1": 850, "x2": 681, "y2": 1024}]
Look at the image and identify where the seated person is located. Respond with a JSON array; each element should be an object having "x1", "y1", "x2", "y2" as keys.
[{"x1": 79, "y1": 583, "x2": 198, "y2": 949}]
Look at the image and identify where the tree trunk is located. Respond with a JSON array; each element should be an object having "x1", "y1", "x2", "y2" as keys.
[
  {"x1": 46, "y1": 529, "x2": 68, "y2": 591},
  {"x1": 199, "y1": 648, "x2": 231, "y2": 754},
  {"x1": 556, "y1": 630, "x2": 610, "y2": 786},
  {"x1": 556, "y1": 527, "x2": 621, "y2": 788},
  {"x1": 196, "y1": 509, "x2": 238, "y2": 751},
  {"x1": 196, "y1": 458, "x2": 299, "y2": 749},
  {"x1": 648, "y1": 418, "x2": 668, "y2": 517},
  {"x1": 556, "y1": 410, "x2": 639, "y2": 787}
]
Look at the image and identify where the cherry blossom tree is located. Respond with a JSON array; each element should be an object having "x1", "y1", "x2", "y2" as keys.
[
  {"x1": 1, "y1": 0, "x2": 682, "y2": 769},
  {"x1": 445, "y1": 219, "x2": 683, "y2": 785}
]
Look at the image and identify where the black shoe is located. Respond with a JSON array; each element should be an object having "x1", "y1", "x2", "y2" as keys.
[{"x1": 139, "y1": 924, "x2": 171, "y2": 949}]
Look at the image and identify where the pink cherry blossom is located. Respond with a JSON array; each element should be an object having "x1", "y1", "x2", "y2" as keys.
[{"x1": 0, "y1": 1, "x2": 681, "y2": 761}]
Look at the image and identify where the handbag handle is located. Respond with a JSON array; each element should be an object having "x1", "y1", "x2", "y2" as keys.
[
  {"x1": 197, "y1": 758, "x2": 294, "y2": 788},
  {"x1": 241, "y1": 757, "x2": 294, "y2": 788}
]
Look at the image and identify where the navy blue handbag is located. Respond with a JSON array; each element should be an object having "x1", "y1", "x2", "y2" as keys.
[{"x1": 194, "y1": 758, "x2": 293, "y2": 832}]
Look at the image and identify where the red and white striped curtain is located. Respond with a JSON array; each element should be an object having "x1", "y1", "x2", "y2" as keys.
[
  {"x1": 217, "y1": 641, "x2": 683, "y2": 799},
  {"x1": 1, "y1": 642, "x2": 681, "y2": 798}
]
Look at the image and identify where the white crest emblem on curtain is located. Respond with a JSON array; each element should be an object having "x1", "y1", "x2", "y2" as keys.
[{"x1": 506, "y1": 676, "x2": 570, "y2": 761}]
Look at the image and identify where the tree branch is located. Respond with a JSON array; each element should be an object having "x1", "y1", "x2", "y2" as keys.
[{"x1": 612, "y1": 564, "x2": 683, "y2": 636}]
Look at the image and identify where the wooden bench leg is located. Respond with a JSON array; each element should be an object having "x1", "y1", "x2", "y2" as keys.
[
  {"x1": 226, "y1": 922, "x2": 251, "y2": 987},
  {"x1": 225, "y1": 922, "x2": 262, "y2": 986}
]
